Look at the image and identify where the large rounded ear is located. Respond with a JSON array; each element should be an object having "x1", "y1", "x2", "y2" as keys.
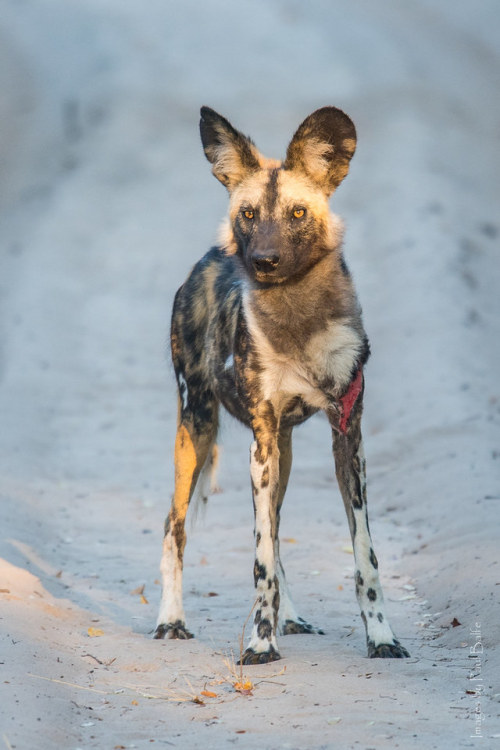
[
  {"x1": 283, "y1": 107, "x2": 357, "y2": 195},
  {"x1": 200, "y1": 107, "x2": 261, "y2": 190}
]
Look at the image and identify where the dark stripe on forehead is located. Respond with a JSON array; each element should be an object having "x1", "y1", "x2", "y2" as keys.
[{"x1": 263, "y1": 168, "x2": 279, "y2": 213}]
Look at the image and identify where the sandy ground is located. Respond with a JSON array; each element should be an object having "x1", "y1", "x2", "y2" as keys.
[{"x1": 1, "y1": 1, "x2": 499, "y2": 748}]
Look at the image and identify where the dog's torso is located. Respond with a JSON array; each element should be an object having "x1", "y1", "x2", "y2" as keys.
[{"x1": 172, "y1": 244, "x2": 369, "y2": 432}]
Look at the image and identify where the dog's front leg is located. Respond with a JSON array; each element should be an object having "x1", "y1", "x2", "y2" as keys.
[
  {"x1": 239, "y1": 405, "x2": 281, "y2": 664},
  {"x1": 330, "y1": 392, "x2": 410, "y2": 658}
]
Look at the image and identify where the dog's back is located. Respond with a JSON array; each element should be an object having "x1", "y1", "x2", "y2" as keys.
[{"x1": 171, "y1": 246, "x2": 248, "y2": 426}]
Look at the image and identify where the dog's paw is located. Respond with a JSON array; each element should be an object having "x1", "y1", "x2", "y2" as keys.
[
  {"x1": 153, "y1": 620, "x2": 194, "y2": 640},
  {"x1": 237, "y1": 646, "x2": 281, "y2": 665},
  {"x1": 367, "y1": 639, "x2": 410, "y2": 658},
  {"x1": 282, "y1": 618, "x2": 325, "y2": 635}
]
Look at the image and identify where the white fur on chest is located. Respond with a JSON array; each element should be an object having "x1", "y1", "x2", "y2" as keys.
[{"x1": 244, "y1": 299, "x2": 362, "y2": 410}]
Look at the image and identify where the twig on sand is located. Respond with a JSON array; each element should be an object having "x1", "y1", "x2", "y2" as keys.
[
  {"x1": 28, "y1": 673, "x2": 109, "y2": 695},
  {"x1": 211, "y1": 598, "x2": 286, "y2": 695}
]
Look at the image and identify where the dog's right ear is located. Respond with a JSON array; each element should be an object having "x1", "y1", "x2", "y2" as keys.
[
  {"x1": 200, "y1": 107, "x2": 261, "y2": 190},
  {"x1": 284, "y1": 107, "x2": 357, "y2": 195}
]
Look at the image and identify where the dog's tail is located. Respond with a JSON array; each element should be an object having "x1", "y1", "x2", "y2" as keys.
[{"x1": 190, "y1": 443, "x2": 220, "y2": 525}]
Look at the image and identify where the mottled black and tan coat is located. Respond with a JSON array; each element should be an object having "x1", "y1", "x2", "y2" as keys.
[{"x1": 154, "y1": 106, "x2": 410, "y2": 663}]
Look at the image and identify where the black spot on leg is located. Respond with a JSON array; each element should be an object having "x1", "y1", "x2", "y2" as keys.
[
  {"x1": 257, "y1": 618, "x2": 273, "y2": 640},
  {"x1": 261, "y1": 465, "x2": 269, "y2": 488},
  {"x1": 350, "y1": 453, "x2": 364, "y2": 509},
  {"x1": 370, "y1": 548, "x2": 378, "y2": 569},
  {"x1": 256, "y1": 532, "x2": 261, "y2": 547},
  {"x1": 351, "y1": 480, "x2": 363, "y2": 509},
  {"x1": 361, "y1": 480, "x2": 367, "y2": 504},
  {"x1": 367, "y1": 588, "x2": 377, "y2": 602},
  {"x1": 377, "y1": 612, "x2": 384, "y2": 623},
  {"x1": 254, "y1": 560, "x2": 267, "y2": 586},
  {"x1": 355, "y1": 571, "x2": 364, "y2": 587},
  {"x1": 272, "y1": 588, "x2": 280, "y2": 628},
  {"x1": 364, "y1": 508, "x2": 371, "y2": 536},
  {"x1": 351, "y1": 512, "x2": 357, "y2": 538}
]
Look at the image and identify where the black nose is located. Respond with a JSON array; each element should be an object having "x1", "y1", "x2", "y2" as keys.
[{"x1": 252, "y1": 254, "x2": 279, "y2": 273}]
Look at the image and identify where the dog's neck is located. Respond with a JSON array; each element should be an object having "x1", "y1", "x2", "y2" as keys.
[{"x1": 243, "y1": 252, "x2": 359, "y2": 357}]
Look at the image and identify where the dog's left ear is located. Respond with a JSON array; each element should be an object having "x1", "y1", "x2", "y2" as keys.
[
  {"x1": 284, "y1": 107, "x2": 356, "y2": 195},
  {"x1": 200, "y1": 106, "x2": 261, "y2": 190}
]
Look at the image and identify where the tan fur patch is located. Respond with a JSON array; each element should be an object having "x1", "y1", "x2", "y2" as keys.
[
  {"x1": 300, "y1": 138, "x2": 335, "y2": 183},
  {"x1": 200, "y1": 259, "x2": 221, "y2": 310},
  {"x1": 205, "y1": 136, "x2": 261, "y2": 189},
  {"x1": 275, "y1": 170, "x2": 330, "y2": 221},
  {"x1": 173, "y1": 424, "x2": 198, "y2": 516},
  {"x1": 217, "y1": 217, "x2": 238, "y2": 255},
  {"x1": 258, "y1": 156, "x2": 282, "y2": 169},
  {"x1": 229, "y1": 169, "x2": 271, "y2": 219}
]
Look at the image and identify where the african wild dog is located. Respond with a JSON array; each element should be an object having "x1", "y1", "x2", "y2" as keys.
[{"x1": 154, "y1": 106, "x2": 410, "y2": 664}]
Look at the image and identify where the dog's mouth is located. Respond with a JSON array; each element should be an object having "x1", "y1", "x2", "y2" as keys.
[{"x1": 253, "y1": 270, "x2": 287, "y2": 285}]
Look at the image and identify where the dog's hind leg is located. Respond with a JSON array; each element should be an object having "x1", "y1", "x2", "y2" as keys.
[
  {"x1": 154, "y1": 392, "x2": 218, "y2": 640},
  {"x1": 276, "y1": 428, "x2": 324, "y2": 636},
  {"x1": 330, "y1": 390, "x2": 410, "y2": 658}
]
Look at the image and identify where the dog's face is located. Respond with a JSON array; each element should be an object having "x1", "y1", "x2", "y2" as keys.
[{"x1": 200, "y1": 106, "x2": 356, "y2": 284}]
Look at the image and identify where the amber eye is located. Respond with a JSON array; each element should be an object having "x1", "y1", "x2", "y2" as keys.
[
  {"x1": 243, "y1": 209, "x2": 254, "y2": 220},
  {"x1": 293, "y1": 208, "x2": 305, "y2": 219}
]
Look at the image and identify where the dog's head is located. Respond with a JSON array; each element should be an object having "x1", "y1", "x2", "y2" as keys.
[{"x1": 200, "y1": 106, "x2": 356, "y2": 284}]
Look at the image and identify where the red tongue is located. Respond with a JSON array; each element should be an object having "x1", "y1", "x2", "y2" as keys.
[{"x1": 338, "y1": 369, "x2": 363, "y2": 434}]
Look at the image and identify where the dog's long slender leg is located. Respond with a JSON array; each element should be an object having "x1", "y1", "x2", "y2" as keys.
[
  {"x1": 274, "y1": 428, "x2": 297, "y2": 631},
  {"x1": 154, "y1": 397, "x2": 217, "y2": 640},
  {"x1": 274, "y1": 428, "x2": 324, "y2": 636},
  {"x1": 331, "y1": 396, "x2": 410, "y2": 658},
  {"x1": 240, "y1": 403, "x2": 281, "y2": 664}
]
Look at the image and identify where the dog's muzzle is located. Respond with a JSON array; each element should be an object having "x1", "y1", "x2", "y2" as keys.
[{"x1": 252, "y1": 253, "x2": 280, "y2": 274}]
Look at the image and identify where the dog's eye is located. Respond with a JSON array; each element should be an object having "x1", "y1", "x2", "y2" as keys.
[
  {"x1": 243, "y1": 210, "x2": 254, "y2": 220},
  {"x1": 293, "y1": 208, "x2": 306, "y2": 219}
]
